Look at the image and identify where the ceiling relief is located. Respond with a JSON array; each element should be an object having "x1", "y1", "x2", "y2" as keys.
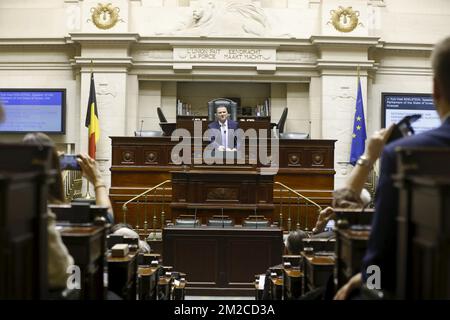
[{"x1": 174, "y1": 1, "x2": 270, "y2": 37}]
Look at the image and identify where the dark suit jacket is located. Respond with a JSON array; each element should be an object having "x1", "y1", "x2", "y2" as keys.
[
  {"x1": 207, "y1": 119, "x2": 240, "y2": 149},
  {"x1": 361, "y1": 117, "x2": 450, "y2": 292}
]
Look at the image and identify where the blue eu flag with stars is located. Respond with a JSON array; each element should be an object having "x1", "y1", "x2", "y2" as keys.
[{"x1": 350, "y1": 79, "x2": 367, "y2": 165}]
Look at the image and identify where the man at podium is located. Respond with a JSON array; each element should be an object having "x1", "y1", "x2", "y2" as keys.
[{"x1": 208, "y1": 105, "x2": 240, "y2": 151}]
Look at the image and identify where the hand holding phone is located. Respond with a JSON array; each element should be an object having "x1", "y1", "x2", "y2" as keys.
[
  {"x1": 59, "y1": 154, "x2": 81, "y2": 170},
  {"x1": 386, "y1": 114, "x2": 421, "y2": 144}
]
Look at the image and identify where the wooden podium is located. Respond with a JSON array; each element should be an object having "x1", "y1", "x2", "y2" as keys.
[
  {"x1": 171, "y1": 163, "x2": 274, "y2": 224},
  {"x1": 163, "y1": 225, "x2": 283, "y2": 296}
]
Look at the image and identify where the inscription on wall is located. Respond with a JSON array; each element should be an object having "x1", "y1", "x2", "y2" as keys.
[{"x1": 174, "y1": 47, "x2": 276, "y2": 63}]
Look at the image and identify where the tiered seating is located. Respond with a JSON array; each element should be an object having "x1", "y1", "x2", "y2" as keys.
[
  {"x1": 302, "y1": 249, "x2": 335, "y2": 294},
  {"x1": 106, "y1": 234, "x2": 187, "y2": 300},
  {"x1": 137, "y1": 253, "x2": 161, "y2": 300},
  {"x1": 107, "y1": 246, "x2": 138, "y2": 300},
  {"x1": 334, "y1": 208, "x2": 374, "y2": 291},
  {"x1": 59, "y1": 225, "x2": 106, "y2": 299},
  {"x1": 282, "y1": 255, "x2": 303, "y2": 300},
  {"x1": 157, "y1": 267, "x2": 187, "y2": 300}
]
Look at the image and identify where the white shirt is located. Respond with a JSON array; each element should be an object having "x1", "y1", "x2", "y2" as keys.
[{"x1": 219, "y1": 119, "x2": 228, "y2": 148}]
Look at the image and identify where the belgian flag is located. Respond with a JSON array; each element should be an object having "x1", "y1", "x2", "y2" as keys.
[{"x1": 85, "y1": 73, "x2": 100, "y2": 158}]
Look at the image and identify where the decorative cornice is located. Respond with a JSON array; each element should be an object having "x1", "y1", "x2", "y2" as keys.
[
  {"x1": 310, "y1": 35, "x2": 381, "y2": 47},
  {"x1": 316, "y1": 59, "x2": 376, "y2": 70},
  {"x1": 0, "y1": 62, "x2": 72, "y2": 71},
  {"x1": 0, "y1": 38, "x2": 67, "y2": 46},
  {"x1": 375, "y1": 65, "x2": 432, "y2": 76},
  {"x1": 67, "y1": 33, "x2": 140, "y2": 45},
  {"x1": 72, "y1": 57, "x2": 133, "y2": 71},
  {"x1": 379, "y1": 41, "x2": 434, "y2": 52},
  {"x1": 0, "y1": 34, "x2": 436, "y2": 77},
  {"x1": 135, "y1": 72, "x2": 312, "y2": 83},
  {"x1": 138, "y1": 36, "x2": 311, "y2": 49}
]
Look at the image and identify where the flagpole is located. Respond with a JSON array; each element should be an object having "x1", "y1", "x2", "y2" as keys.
[
  {"x1": 82, "y1": 60, "x2": 95, "y2": 200},
  {"x1": 357, "y1": 64, "x2": 360, "y2": 82}
]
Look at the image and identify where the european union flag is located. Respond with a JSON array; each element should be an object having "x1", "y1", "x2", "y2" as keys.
[{"x1": 350, "y1": 79, "x2": 367, "y2": 165}]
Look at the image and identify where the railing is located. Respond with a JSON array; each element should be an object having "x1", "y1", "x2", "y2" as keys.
[
  {"x1": 122, "y1": 180, "x2": 171, "y2": 237},
  {"x1": 274, "y1": 181, "x2": 323, "y2": 232},
  {"x1": 62, "y1": 170, "x2": 83, "y2": 201}
]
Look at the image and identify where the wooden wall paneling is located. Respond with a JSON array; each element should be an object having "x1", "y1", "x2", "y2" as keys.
[{"x1": 110, "y1": 137, "x2": 335, "y2": 229}]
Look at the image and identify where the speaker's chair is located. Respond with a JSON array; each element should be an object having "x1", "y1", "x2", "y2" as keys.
[
  {"x1": 157, "y1": 107, "x2": 168, "y2": 123},
  {"x1": 270, "y1": 107, "x2": 288, "y2": 134},
  {"x1": 207, "y1": 98, "x2": 238, "y2": 122}
]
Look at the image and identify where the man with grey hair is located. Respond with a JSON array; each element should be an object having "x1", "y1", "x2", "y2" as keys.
[{"x1": 335, "y1": 36, "x2": 450, "y2": 299}]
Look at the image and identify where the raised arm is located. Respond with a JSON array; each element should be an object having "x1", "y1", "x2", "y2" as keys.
[
  {"x1": 344, "y1": 125, "x2": 394, "y2": 195},
  {"x1": 77, "y1": 153, "x2": 114, "y2": 219}
]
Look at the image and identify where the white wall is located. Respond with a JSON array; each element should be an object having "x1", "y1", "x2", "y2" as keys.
[
  {"x1": 138, "y1": 81, "x2": 163, "y2": 131},
  {"x1": 286, "y1": 83, "x2": 310, "y2": 134}
]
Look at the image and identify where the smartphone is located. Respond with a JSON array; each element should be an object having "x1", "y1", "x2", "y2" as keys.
[
  {"x1": 59, "y1": 154, "x2": 81, "y2": 170},
  {"x1": 386, "y1": 114, "x2": 422, "y2": 144}
]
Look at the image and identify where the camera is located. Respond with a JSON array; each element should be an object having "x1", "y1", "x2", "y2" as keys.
[
  {"x1": 386, "y1": 114, "x2": 421, "y2": 144},
  {"x1": 59, "y1": 154, "x2": 81, "y2": 170}
]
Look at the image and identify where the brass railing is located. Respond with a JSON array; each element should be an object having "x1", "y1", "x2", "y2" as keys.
[
  {"x1": 122, "y1": 180, "x2": 171, "y2": 236},
  {"x1": 274, "y1": 181, "x2": 323, "y2": 232}
]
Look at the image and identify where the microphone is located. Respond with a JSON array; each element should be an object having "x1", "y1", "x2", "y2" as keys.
[
  {"x1": 194, "y1": 208, "x2": 197, "y2": 228},
  {"x1": 221, "y1": 207, "x2": 224, "y2": 228},
  {"x1": 308, "y1": 120, "x2": 311, "y2": 139},
  {"x1": 223, "y1": 130, "x2": 227, "y2": 149},
  {"x1": 139, "y1": 119, "x2": 144, "y2": 136},
  {"x1": 254, "y1": 207, "x2": 258, "y2": 229}
]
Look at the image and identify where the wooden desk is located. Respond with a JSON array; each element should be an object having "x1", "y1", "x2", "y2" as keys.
[
  {"x1": 172, "y1": 279, "x2": 187, "y2": 300},
  {"x1": 335, "y1": 228, "x2": 370, "y2": 290},
  {"x1": 283, "y1": 268, "x2": 303, "y2": 300},
  {"x1": 270, "y1": 276, "x2": 283, "y2": 300},
  {"x1": 107, "y1": 251, "x2": 138, "y2": 300},
  {"x1": 157, "y1": 275, "x2": 172, "y2": 300},
  {"x1": 163, "y1": 225, "x2": 283, "y2": 296},
  {"x1": 171, "y1": 166, "x2": 274, "y2": 224},
  {"x1": 137, "y1": 266, "x2": 159, "y2": 300},
  {"x1": 302, "y1": 238, "x2": 336, "y2": 252},
  {"x1": 59, "y1": 225, "x2": 106, "y2": 300},
  {"x1": 302, "y1": 253, "x2": 335, "y2": 294}
]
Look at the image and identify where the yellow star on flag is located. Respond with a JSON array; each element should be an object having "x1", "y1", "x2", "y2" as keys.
[
  {"x1": 357, "y1": 116, "x2": 361, "y2": 121},
  {"x1": 352, "y1": 133, "x2": 356, "y2": 138},
  {"x1": 356, "y1": 125, "x2": 361, "y2": 130}
]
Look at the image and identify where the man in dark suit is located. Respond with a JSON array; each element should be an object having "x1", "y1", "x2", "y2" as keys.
[
  {"x1": 208, "y1": 104, "x2": 240, "y2": 150},
  {"x1": 335, "y1": 36, "x2": 450, "y2": 299}
]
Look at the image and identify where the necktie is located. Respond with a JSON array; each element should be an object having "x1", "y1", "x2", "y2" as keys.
[{"x1": 222, "y1": 125, "x2": 227, "y2": 149}]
